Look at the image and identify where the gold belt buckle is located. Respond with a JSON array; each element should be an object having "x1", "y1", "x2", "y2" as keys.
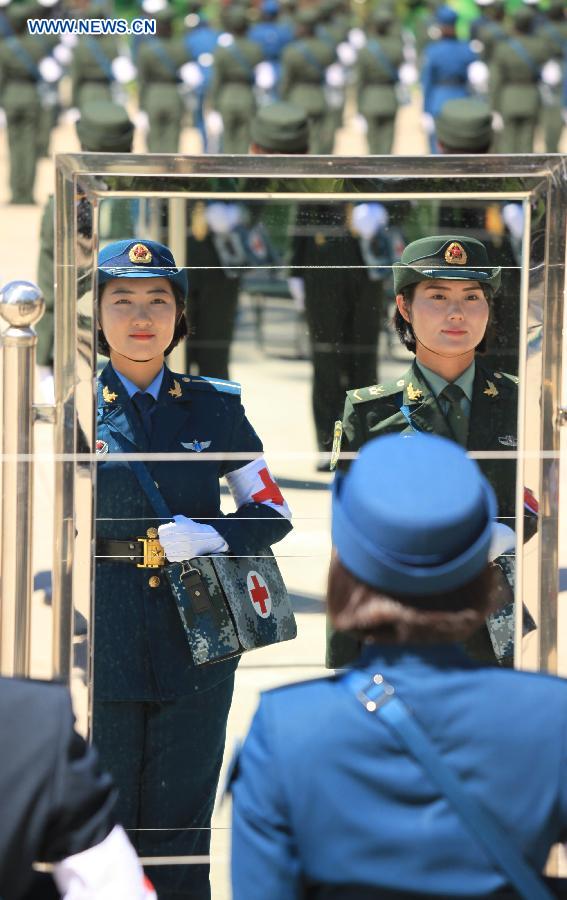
[{"x1": 137, "y1": 529, "x2": 166, "y2": 568}]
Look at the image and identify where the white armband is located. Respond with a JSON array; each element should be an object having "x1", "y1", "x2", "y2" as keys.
[{"x1": 225, "y1": 458, "x2": 292, "y2": 521}]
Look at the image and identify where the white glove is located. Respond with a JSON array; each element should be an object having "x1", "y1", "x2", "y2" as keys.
[
  {"x1": 467, "y1": 59, "x2": 489, "y2": 91},
  {"x1": 325, "y1": 62, "x2": 346, "y2": 88},
  {"x1": 348, "y1": 27, "x2": 366, "y2": 50},
  {"x1": 62, "y1": 107, "x2": 81, "y2": 124},
  {"x1": 489, "y1": 522, "x2": 515, "y2": 561},
  {"x1": 142, "y1": 0, "x2": 167, "y2": 13},
  {"x1": 541, "y1": 59, "x2": 562, "y2": 87},
  {"x1": 352, "y1": 202, "x2": 389, "y2": 239},
  {"x1": 491, "y1": 110, "x2": 504, "y2": 132},
  {"x1": 398, "y1": 61, "x2": 418, "y2": 86},
  {"x1": 179, "y1": 61, "x2": 204, "y2": 88},
  {"x1": 336, "y1": 41, "x2": 356, "y2": 67},
  {"x1": 287, "y1": 276, "x2": 305, "y2": 309},
  {"x1": 352, "y1": 112, "x2": 368, "y2": 134},
  {"x1": 205, "y1": 201, "x2": 242, "y2": 234},
  {"x1": 501, "y1": 203, "x2": 524, "y2": 241},
  {"x1": 53, "y1": 43, "x2": 73, "y2": 66},
  {"x1": 198, "y1": 51, "x2": 214, "y2": 68},
  {"x1": 111, "y1": 55, "x2": 137, "y2": 84},
  {"x1": 39, "y1": 56, "x2": 63, "y2": 83},
  {"x1": 206, "y1": 109, "x2": 224, "y2": 137},
  {"x1": 218, "y1": 32, "x2": 234, "y2": 48},
  {"x1": 0, "y1": 108, "x2": 6, "y2": 129},
  {"x1": 134, "y1": 110, "x2": 149, "y2": 132},
  {"x1": 158, "y1": 515, "x2": 228, "y2": 561},
  {"x1": 255, "y1": 61, "x2": 277, "y2": 90},
  {"x1": 421, "y1": 112, "x2": 435, "y2": 135},
  {"x1": 60, "y1": 32, "x2": 78, "y2": 48}
]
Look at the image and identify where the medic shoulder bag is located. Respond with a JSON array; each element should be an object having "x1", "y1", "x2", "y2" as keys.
[{"x1": 128, "y1": 459, "x2": 297, "y2": 666}]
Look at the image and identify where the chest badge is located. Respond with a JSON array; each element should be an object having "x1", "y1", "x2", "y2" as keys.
[
  {"x1": 181, "y1": 440, "x2": 211, "y2": 452},
  {"x1": 407, "y1": 382, "x2": 423, "y2": 402},
  {"x1": 96, "y1": 439, "x2": 109, "y2": 455},
  {"x1": 484, "y1": 380, "x2": 499, "y2": 398},
  {"x1": 168, "y1": 380, "x2": 182, "y2": 398},
  {"x1": 102, "y1": 385, "x2": 118, "y2": 404}
]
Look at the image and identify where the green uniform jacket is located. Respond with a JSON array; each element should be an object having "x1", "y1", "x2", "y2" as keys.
[
  {"x1": 328, "y1": 358, "x2": 522, "y2": 668},
  {"x1": 489, "y1": 32, "x2": 549, "y2": 117},
  {"x1": 70, "y1": 36, "x2": 120, "y2": 109},
  {"x1": 210, "y1": 37, "x2": 263, "y2": 113},
  {"x1": 0, "y1": 34, "x2": 42, "y2": 111},
  {"x1": 356, "y1": 36, "x2": 404, "y2": 117},
  {"x1": 136, "y1": 36, "x2": 190, "y2": 111},
  {"x1": 279, "y1": 37, "x2": 335, "y2": 116},
  {"x1": 36, "y1": 194, "x2": 55, "y2": 367}
]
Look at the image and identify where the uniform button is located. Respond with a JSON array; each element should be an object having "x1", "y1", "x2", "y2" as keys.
[
  {"x1": 147, "y1": 527, "x2": 158, "y2": 539},
  {"x1": 149, "y1": 575, "x2": 161, "y2": 588}
]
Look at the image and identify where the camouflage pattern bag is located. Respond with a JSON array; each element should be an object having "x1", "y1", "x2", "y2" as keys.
[{"x1": 165, "y1": 551, "x2": 297, "y2": 666}]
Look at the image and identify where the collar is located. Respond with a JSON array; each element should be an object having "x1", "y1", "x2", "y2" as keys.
[
  {"x1": 356, "y1": 641, "x2": 476, "y2": 671},
  {"x1": 111, "y1": 364, "x2": 164, "y2": 401},
  {"x1": 415, "y1": 360, "x2": 475, "y2": 402}
]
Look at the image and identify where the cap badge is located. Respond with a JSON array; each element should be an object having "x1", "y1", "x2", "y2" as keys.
[
  {"x1": 129, "y1": 243, "x2": 153, "y2": 265},
  {"x1": 484, "y1": 380, "x2": 499, "y2": 398},
  {"x1": 444, "y1": 242, "x2": 468, "y2": 265},
  {"x1": 168, "y1": 379, "x2": 182, "y2": 398},
  {"x1": 407, "y1": 382, "x2": 423, "y2": 402},
  {"x1": 102, "y1": 385, "x2": 118, "y2": 403}
]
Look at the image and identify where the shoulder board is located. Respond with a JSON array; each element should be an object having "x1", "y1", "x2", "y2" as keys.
[
  {"x1": 494, "y1": 371, "x2": 519, "y2": 386},
  {"x1": 171, "y1": 374, "x2": 242, "y2": 396},
  {"x1": 347, "y1": 379, "x2": 402, "y2": 405}
]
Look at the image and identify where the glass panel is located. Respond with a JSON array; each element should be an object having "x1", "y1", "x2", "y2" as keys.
[{"x1": 51, "y1": 155, "x2": 566, "y2": 897}]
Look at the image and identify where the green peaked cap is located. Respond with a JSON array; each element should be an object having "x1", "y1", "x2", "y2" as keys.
[
  {"x1": 393, "y1": 234, "x2": 501, "y2": 293},
  {"x1": 435, "y1": 98, "x2": 493, "y2": 151},
  {"x1": 76, "y1": 101, "x2": 134, "y2": 152},
  {"x1": 250, "y1": 102, "x2": 309, "y2": 152}
]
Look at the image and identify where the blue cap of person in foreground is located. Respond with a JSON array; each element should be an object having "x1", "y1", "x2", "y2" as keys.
[
  {"x1": 332, "y1": 432, "x2": 497, "y2": 599},
  {"x1": 98, "y1": 238, "x2": 188, "y2": 298}
]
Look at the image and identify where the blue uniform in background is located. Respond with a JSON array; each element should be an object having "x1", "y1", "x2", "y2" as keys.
[
  {"x1": 232, "y1": 643, "x2": 567, "y2": 900},
  {"x1": 421, "y1": 36, "x2": 477, "y2": 151},
  {"x1": 94, "y1": 362, "x2": 291, "y2": 900},
  {"x1": 248, "y1": 19, "x2": 293, "y2": 100},
  {"x1": 184, "y1": 19, "x2": 220, "y2": 151}
]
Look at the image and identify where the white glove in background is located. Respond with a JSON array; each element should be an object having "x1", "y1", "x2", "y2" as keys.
[
  {"x1": 53, "y1": 825, "x2": 156, "y2": 900},
  {"x1": 158, "y1": 515, "x2": 228, "y2": 562},
  {"x1": 205, "y1": 201, "x2": 242, "y2": 234},
  {"x1": 351, "y1": 202, "x2": 389, "y2": 240},
  {"x1": 179, "y1": 60, "x2": 204, "y2": 88},
  {"x1": 205, "y1": 109, "x2": 224, "y2": 137},
  {"x1": 254, "y1": 61, "x2": 277, "y2": 90},
  {"x1": 134, "y1": 110, "x2": 149, "y2": 132},
  {"x1": 0, "y1": 108, "x2": 6, "y2": 128},
  {"x1": 287, "y1": 276, "x2": 305, "y2": 310},
  {"x1": 62, "y1": 107, "x2": 81, "y2": 124},
  {"x1": 421, "y1": 112, "x2": 435, "y2": 135},
  {"x1": 491, "y1": 111, "x2": 504, "y2": 132},
  {"x1": 111, "y1": 56, "x2": 137, "y2": 84},
  {"x1": 489, "y1": 522, "x2": 516, "y2": 562},
  {"x1": 38, "y1": 56, "x2": 63, "y2": 83}
]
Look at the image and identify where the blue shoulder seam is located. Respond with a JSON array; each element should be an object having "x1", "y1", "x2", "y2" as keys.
[{"x1": 172, "y1": 373, "x2": 242, "y2": 396}]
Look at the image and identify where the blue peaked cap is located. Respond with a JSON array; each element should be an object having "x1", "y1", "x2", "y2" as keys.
[
  {"x1": 332, "y1": 433, "x2": 497, "y2": 598},
  {"x1": 98, "y1": 239, "x2": 188, "y2": 298},
  {"x1": 436, "y1": 5, "x2": 458, "y2": 24}
]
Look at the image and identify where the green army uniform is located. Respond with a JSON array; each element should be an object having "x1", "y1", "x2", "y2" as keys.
[
  {"x1": 327, "y1": 234, "x2": 533, "y2": 669},
  {"x1": 137, "y1": 11, "x2": 191, "y2": 153},
  {"x1": 356, "y1": 11, "x2": 404, "y2": 154},
  {"x1": 470, "y1": 0, "x2": 508, "y2": 65},
  {"x1": 35, "y1": 31, "x2": 60, "y2": 158},
  {"x1": 536, "y1": 0, "x2": 567, "y2": 154},
  {"x1": 489, "y1": 7, "x2": 549, "y2": 154},
  {"x1": 36, "y1": 102, "x2": 134, "y2": 369},
  {"x1": 0, "y1": 4, "x2": 43, "y2": 203},
  {"x1": 210, "y1": 8, "x2": 263, "y2": 154},
  {"x1": 316, "y1": 0, "x2": 348, "y2": 144},
  {"x1": 70, "y1": 32, "x2": 120, "y2": 109},
  {"x1": 279, "y1": 9, "x2": 336, "y2": 154}
]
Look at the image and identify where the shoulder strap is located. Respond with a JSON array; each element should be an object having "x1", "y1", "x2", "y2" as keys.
[
  {"x1": 366, "y1": 39, "x2": 399, "y2": 82},
  {"x1": 5, "y1": 36, "x2": 40, "y2": 79},
  {"x1": 343, "y1": 670, "x2": 554, "y2": 900},
  {"x1": 539, "y1": 21, "x2": 567, "y2": 55},
  {"x1": 505, "y1": 37, "x2": 541, "y2": 78},
  {"x1": 85, "y1": 37, "x2": 114, "y2": 80},
  {"x1": 227, "y1": 41, "x2": 255, "y2": 81},
  {"x1": 295, "y1": 40, "x2": 325, "y2": 80},
  {"x1": 128, "y1": 460, "x2": 172, "y2": 519},
  {"x1": 150, "y1": 39, "x2": 179, "y2": 79}
]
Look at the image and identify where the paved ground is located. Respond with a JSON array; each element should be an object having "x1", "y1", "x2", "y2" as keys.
[{"x1": 0, "y1": 93, "x2": 566, "y2": 897}]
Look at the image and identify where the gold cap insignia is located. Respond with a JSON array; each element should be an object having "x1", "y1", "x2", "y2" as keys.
[
  {"x1": 168, "y1": 379, "x2": 182, "y2": 398},
  {"x1": 407, "y1": 382, "x2": 423, "y2": 402},
  {"x1": 102, "y1": 385, "x2": 118, "y2": 403},
  {"x1": 444, "y1": 242, "x2": 468, "y2": 265},
  {"x1": 129, "y1": 243, "x2": 152, "y2": 265}
]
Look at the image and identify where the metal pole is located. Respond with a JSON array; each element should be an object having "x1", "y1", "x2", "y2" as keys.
[{"x1": 0, "y1": 281, "x2": 44, "y2": 677}]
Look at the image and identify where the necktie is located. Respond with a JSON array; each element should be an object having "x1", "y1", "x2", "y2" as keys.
[
  {"x1": 441, "y1": 383, "x2": 468, "y2": 447},
  {"x1": 132, "y1": 391, "x2": 155, "y2": 439}
]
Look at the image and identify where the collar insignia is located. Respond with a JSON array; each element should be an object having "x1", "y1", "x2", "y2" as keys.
[
  {"x1": 96, "y1": 439, "x2": 109, "y2": 455},
  {"x1": 181, "y1": 440, "x2": 211, "y2": 452},
  {"x1": 444, "y1": 241, "x2": 468, "y2": 265},
  {"x1": 484, "y1": 380, "x2": 498, "y2": 398},
  {"x1": 168, "y1": 380, "x2": 182, "y2": 398},
  {"x1": 498, "y1": 434, "x2": 517, "y2": 448},
  {"x1": 330, "y1": 420, "x2": 343, "y2": 472},
  {"x1": 129, "y1": 243, "x2": 152, "y2": 265},
  {"x1": 102, "y1": 385, "x2": 118, "y2": 403},
  {"x1": 407, "y1": 382, "x2": 423, "y2": 401}
]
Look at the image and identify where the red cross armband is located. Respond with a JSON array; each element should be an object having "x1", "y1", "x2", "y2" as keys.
[{"x1": 225, "y1": 457, "x2": 292, "y2": 521}]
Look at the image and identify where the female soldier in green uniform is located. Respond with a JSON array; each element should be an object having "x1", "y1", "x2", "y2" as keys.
[
  {"x1": 94, "y1": 238, "x2": 292, "y2": 899},
  {"x1": 328, "y1": 234, "x2": 536, "y2": 669}
]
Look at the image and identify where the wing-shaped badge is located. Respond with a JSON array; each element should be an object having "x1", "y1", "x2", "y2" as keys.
[{"x1": 181, "y1": 440, "x2": 212, "y2": 452}]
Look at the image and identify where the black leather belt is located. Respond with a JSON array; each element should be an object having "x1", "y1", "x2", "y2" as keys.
[{"x1": 96, "y1": 537, "x2": 166, "y2": 568}]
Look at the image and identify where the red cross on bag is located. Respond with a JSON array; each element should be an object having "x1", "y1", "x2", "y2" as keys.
[{"x1": 247, "y1": 571, "x2": 272, "y2": 618}]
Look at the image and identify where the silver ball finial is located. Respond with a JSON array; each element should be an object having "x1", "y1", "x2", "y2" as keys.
[{"x1": 0, "y1": 281, "x2": 44, "y2": 328}]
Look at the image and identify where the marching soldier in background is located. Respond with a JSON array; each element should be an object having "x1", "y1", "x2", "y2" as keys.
[
  {"x1": 420, "y1": 5, "x2": 477, "y2": 152},
  {"x1": 247, "y1": 0, "x2": 292, "y2": 103},
  {"x1": 183, "y1": 0, "x2": 220, "y2": 152},
  {"x1": 279, "y1": 7, "x2": 336, "y2": 154},
  {"x1": 0, "y1": 2, "x2": 42, "y2": 204},
  {"x1": 489, "y1": 5, "x2": 548, "y2": 154},
  {"x1": 69, "y1": 12, "x2": 121, "y2": 109},
  {"x1": 470, "y1": 0, "x2": 508, "y2": 64},
  {"x1": 36, "y1": 101, "x2": 135, "y2": 401},
  {"x1": 137, "y1": 5, "x2": 191, "y2": 153},
  {"x1": 210, "y1": 6, "x2": 262, "y2": 153},
  {"x1": 356, "y1": 7, "x2": 404, "y2": 155},
  {"x1": 536, "y1": 0, "x2": 566, "y2": 153}
]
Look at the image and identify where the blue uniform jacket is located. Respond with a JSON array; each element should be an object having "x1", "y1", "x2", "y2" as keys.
[
  {"x1": 95, "y1": 363, "x2": 292, "y2": 702},
  {"x1": 247, "y1": 22, "x2": 292, "y2": 62},
  {"x1": 232, "y1": 643, "x2": 567, "y2": 899},
  {"x1": 421, "y1": 38, "x2": 477, "y2": 116}
]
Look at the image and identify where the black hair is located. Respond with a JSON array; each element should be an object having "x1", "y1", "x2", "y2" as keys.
[
  {"x1": 393, "y1": 281, "x2": 494, "y2": 354},
  {"x1": 97, "y1": 281, "x2": 188, "y2": 358}
]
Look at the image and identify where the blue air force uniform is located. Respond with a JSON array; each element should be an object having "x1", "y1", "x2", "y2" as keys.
[{"x1": 94, "y1": 362, "x2": 291, "y2": 898}]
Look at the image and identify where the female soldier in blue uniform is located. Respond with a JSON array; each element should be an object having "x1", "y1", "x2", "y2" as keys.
[{"x1": 93, "y1": 238, "x2": 292, "y2": 900}]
